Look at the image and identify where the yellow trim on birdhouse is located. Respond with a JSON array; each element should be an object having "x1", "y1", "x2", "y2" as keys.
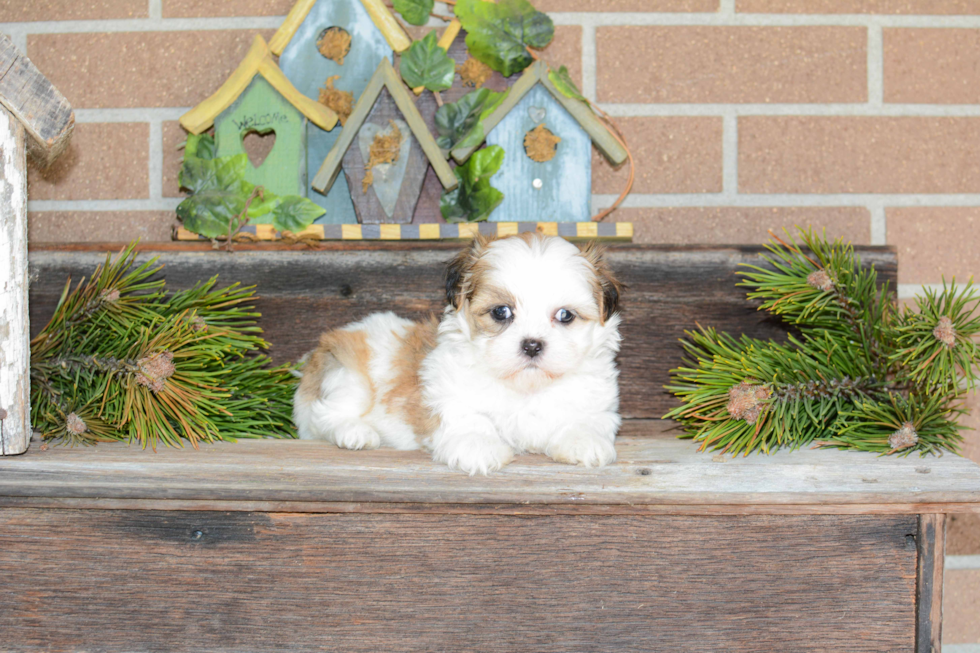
[
  {"x1": 413, "y1": 19, "x2": 463, "y2": 95},
  {"x1": 270, "y1": 0, "x2": 411, "y2": 56},
  {"x1": 269, "y1": 0, "x2": 317, "y2": 55},
  {"x1": 438, "y1": 19, "x2": 462, "y2": 52},
  {"x1": 179, "y1": 34, "x2": 338, "y2": 135}
]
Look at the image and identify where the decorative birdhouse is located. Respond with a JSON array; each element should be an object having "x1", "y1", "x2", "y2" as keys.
[
  {"x1": 451, "y1": 61, "x2": 628, "y2": 223},
  {"x1": 312, "y1": 58, "x2": 457, "y2": 225},
  {"x1": 180, "y1": 35, "x2": 337, "y2": 198},
  {"x1": 271, "y1": 0, "x2": 411, "y2": 224}
]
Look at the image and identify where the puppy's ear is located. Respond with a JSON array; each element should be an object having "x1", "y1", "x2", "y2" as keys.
[
  {"x1": 580, "y1": 240, "x2": 623, "y2": 323},
  {"x1": 445, "y1": 235, "x2": 493, "y2": 310}
]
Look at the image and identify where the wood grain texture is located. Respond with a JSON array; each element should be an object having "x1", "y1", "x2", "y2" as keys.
[
  {"x1": 0, "y1": 108, "x2": 29, "y2": 455},
  {"x1": 0, "y1": 509, "x2": 918, "y2": 653},
  {"x1": 3, "y1": 425, "x2": 979, "y2": 509},
  {"x1": 27, "y1": 244, "x2": 899, "y2": 419},
  {"x1": 0, "y1": 34, "x2": 73, "y2": 165},
  {"x1": 917, "y1": 513, "x2": 946, "y2": 653},
  {"x1": 342, "y1": 87, "x2": 428, "y2": 223}
]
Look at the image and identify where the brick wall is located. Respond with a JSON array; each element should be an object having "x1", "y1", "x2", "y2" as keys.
[{"x1": 4, "y1": 0, "x2": 979, "y2": 645}]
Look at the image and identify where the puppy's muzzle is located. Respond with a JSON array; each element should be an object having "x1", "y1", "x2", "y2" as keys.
[{"x1": 521, "y1": 338, "x2": 545, "y2": 359}]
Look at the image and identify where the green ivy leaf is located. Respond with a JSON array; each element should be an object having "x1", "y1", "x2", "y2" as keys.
[
  {"x1": 454, "y1": 122, "x2": 485, "y2": 152},
  {"x1": 392, "y1": 0, "x2": 434, "y2": 26},
  {"x1": 269, "y1": 195, "x2": 327, "y2": 233},
  {"x1": 479, "y1": 89, "x2": 508, "y2": 121},
  {"x1": 246, "y1": 189, "x2": 280, "y2": 220},
  {"x1": 179, "y1": 154, "x2": 251, "y2": 196},
  {"x1": 176, "y1": 189, "x2": 247, "y2": 239},
  {"x1": 548, "y1": 65, "x2": 586, "y2": 103},
  {"x1": 435, "y1": 88, "x2": 492, "y2": 150},
  {"x1": 185, "y1": 133, "x2": 216, "y2": 160},
  {"x1": 440, "y1": 145, "x2": 505, "y2": 222},
  {"x1": 454, "y1": 0, "x2": 554, "y2": 77},
  {"x1": 400, "y1": 31, "x2": 456, "y2": 92}
]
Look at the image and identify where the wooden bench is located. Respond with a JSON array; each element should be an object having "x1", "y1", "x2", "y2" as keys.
[{"x1": 2, "y1": 242, "x2": 978, "y2": 652}]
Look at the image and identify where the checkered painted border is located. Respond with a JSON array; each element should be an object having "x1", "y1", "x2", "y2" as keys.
[{"x1": 174, "y1": 221, "x2": 633, "y2": 242}]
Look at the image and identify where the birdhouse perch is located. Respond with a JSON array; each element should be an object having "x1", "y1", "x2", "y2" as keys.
[{"x1": 0, "y1": 34, "x2": 74, "y2": 455}]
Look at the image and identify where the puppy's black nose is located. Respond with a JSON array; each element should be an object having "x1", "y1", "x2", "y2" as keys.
[{"x1": 521, "y1": 339, "x2": 544, "y2": 358}]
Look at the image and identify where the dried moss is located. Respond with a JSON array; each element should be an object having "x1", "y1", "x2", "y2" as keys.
[
  {"x1": 456, "y1": 57, "x2": 493, "y2": 88},
  {"x1": 318, "y1": 75, "x2": 354, "y2": 126},
  {"x1": 317, "y1": 27, "x2": 352, "y2": 65},
  {"x1": 523, "y1": 124, "x2": 561, "y2": 163},
  {"x1": 363, "y1": 120, "x2": 403, "y2": 193}
]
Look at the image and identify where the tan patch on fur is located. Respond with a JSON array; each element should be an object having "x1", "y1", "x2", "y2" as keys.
[
  {"x1": 579, "y1": 240, "x2": 623, "y2": 324},
  {"x1": 382, "y1": 316, "x2": 440, "y2": 440},
  {"x1": 468, "y1": 285, "x2": 517, "y2": 337},
  {"x1": 299, "y1": 329, "x2": 376, "y2": 415}
]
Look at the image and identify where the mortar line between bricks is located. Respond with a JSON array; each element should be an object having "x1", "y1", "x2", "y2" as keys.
[
  {"x1": 548, "y1": 13, "x2": 980, "y2": 27},
  {"x1": 591, "y1": 193, "x2": 980, "y2": 209},
  {"x1": 148, "y1": 121, "x2": 162, "y2": 201},
  {"x1": 946, "y1": 555, "x2": 980, "y2": 570},
  {"x1": 943, "y1": 646, "x2": 980, "y2": 653},
  {"x1": 869, "y1": 204, "x2": 886, "y2": 245},
  {"x1": 719, "y1": 0, "x2": 736, "y2": 16},
  {"x1": 867, "y1": 24, "x2": 884, "y2": 107},
  {"x1": 69, "y1": 105, "x2": 980, "y2": 121},
  {"x1": 722, "y1": 113, "x2": 738, "y2": 196},
  {"x1": 148, "y1": 0, "x2": 161, "y2": 20},
  {"x1": 28, "y1": 199, "x2": 183, "y2": 212},
  {"x1": 75, "y1": 108, "x2": 190, "y2": 122},
  {"x1": 599, "y1": 104, "x2": 980, "y2": 117},
  {"x1": 580, "y1": 17, "x2": 597, "y2": 103},
  {"x1": 7, "y1": 13, "x2": 980, "y2": 35}
]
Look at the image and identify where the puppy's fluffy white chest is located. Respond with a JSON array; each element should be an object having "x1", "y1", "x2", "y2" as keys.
[{"x1": 293, "y1": 234, "x2": 623, "y2": 475}]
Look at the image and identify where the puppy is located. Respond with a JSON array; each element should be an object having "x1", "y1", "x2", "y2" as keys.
[{"x1": 293, "y1": 233, "x2": 623, "y2": 475}]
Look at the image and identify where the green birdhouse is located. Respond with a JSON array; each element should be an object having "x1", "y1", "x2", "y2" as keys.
[{"x1": 180, "y1": 35, "x2": 338, "y2": 199}]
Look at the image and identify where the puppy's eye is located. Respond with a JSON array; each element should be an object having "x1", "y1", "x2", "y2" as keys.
[
  {"x1": 491, "y1": 305, "x2": 513, "y2": 322},
  {"x1": 555, "y1": 308, "x2": 575, "y2": 324}
]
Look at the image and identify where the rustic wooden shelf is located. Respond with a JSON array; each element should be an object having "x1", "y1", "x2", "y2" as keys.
[
  {"x1": 3, "y1": 421, "x2": 979, "y2": 515},
  {"x1": 5, "y1": 243, "x2": 979, "y2": 653}
]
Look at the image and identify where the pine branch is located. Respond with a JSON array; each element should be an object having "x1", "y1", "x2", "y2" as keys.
[
  {"x1": 667, "y1": 228, "x2": 979, "y2": 456},
  {"x1": 31, "y1": 244, "x2": 298, "y2": 448}
]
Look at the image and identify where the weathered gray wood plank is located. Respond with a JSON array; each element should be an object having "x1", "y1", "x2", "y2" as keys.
[
  {"x1": 26, "y1": 244, "x2": 899, "y2": 419},
  {"x1": 0, "y1": 108, "x2": 29, "y2": 456},
  {"x1": 0, "y1": 509, "x2": 918, "y2": 652},
  {"x1": 2, "y1": 424, "x2": 979, "y2": 510},
  {"x1": 916, "y1": 513, "x2": 946, "y2": 653},
  {"x1": 0, "y1": 34, "x2": 73, "y2": 165}
]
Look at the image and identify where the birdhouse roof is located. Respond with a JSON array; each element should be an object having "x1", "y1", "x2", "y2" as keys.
[
  {"x1": 179, "y1": 35, "x2": 338, "y2": 135},
  {"x1": 269, "y1": 0, "x2": 412, "y2": 55},
  {"x1": 450, "y1": 61, "x2": 628, "y2": 167},
  {"x1": 311, "y1": 58, "x2": 458, "y2": 195}
]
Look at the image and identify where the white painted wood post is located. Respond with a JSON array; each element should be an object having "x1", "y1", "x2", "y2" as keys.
[
  {"x1": 0, "y1": 35, "x2": 74, "y2": 455},
  {"x1": 0, "y1": 107, "x2": 28, "y2": 454}
]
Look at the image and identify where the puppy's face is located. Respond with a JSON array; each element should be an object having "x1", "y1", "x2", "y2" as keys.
[{"x1": 446, "y1": 234, "x2": 621, "y2": 391}]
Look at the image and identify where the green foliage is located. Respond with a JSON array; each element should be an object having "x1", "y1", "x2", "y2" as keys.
[
  {"x1": 454, "y1": 0, "x2": 554, "y2": 77},
  {"x1": 400, "y1": 31, "x2": 456, "y2": 92},
  {"x1": 440, "y1": 145, "x2": 505, "y2": 222},
  {"x1": 177, "y1": 135, "x2": 325, "y2": 239},
  {"x1": 665, "y1": 228, "x2": 980, "y2": 457},
  {"x1": 30, "y1": 244, "x2": 297, "y2": 448},
  {"x1": 434, "y1": 88, "x2": 506, "y2": 151},
  {"x1": 392, "y1": 0, "x2": 433, "y2": 25},
  {"x1": 548, "y1": 65, "x2": 586, "y2": 102}
]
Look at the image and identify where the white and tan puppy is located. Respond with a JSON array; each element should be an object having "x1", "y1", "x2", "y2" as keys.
[{"x1": 293, "y1": 233, "x2": 623, "y2": 475}]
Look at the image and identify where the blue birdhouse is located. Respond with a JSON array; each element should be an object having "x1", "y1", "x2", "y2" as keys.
[{"x1": 270, "y1": 0, "x2": 412, "y2": 224}]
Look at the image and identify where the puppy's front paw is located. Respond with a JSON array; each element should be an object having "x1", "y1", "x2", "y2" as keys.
[
  {"x1": 332, "y1": 422, "x2": 381, "y2": 450},
  {"x1": 433, "y1": 432, "x2": 515, "y2": 476},
  {"x1": 547, "y1": 432, "x2": 617, "y2": 468}
]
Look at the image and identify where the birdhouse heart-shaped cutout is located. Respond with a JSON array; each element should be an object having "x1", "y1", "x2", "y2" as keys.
[
  {"x1": 358, "y1": 119, "x2": 411, "y2": 219},
  {"x1": 242, "y1": 129, "x2": 276, "y2": 169},
  {"x1": 527, "y1": 106, "x2": 547, "y2": 123}
]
